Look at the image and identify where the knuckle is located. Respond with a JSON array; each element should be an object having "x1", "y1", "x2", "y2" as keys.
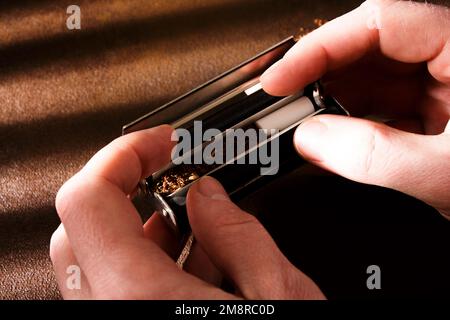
[
  {"x1": 55, "y1": 177, "x2": 79, "y2": 221},
  {"x1": 49, "y1": 229, "x2": 63, "y2": 263},
  {"x1": 358, "y1": 122, "x2": 392, "y2": 182},
  {"x1": 213, "y1": 209, "x2": 262, "y2": 235},
  {"x1": 55, "y1": 174, "x2": 99, "y2": 222},
  {"x1": 362, "y1": 125, "x2": 378, "y2": 177}
]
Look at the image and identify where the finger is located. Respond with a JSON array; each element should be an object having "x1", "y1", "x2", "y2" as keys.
[
  {"x1": 144, "y1": 213, "x2": 223, "y2": 285},
  {"x1": 294, "y1": 115, "x2": 450, "y2": 218},
  {"x1": 55, "y1": 125, "x2": 180, "y2": 280},
  {"x1": 187, "y1": 177, "x2": 325, "y2": 299},
  {"x1": 261, "y1": 0, "x2": 450, "y2": 95},
  {"x1": 82, "y1": 124, "x2": 175, "y2": 195},
  {"x1": 143, "y1": 213, "x2": 180, "y2": 259},
  {"x1": 183, "y1": 242, "x2": 223, "y2": 287},
  {"x1": 49, "y1": 224, "x2": 91, "y2": 299},
  {"x1": 261, "y1": 1, "x2": 380, "y2": 95},
  {"x1": 55, "y1": 125, "x2": 236, "y2": 299}
]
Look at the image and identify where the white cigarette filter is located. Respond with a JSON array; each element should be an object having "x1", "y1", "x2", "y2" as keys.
[{"x1": 255, "y1": 96, "x2": 315, "y2": 131}]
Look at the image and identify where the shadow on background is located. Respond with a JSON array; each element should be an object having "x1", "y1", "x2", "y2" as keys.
[
  {"x1": 0, "y1": 99, "x2": 170, "y2": 166},
  {"x1": 0, "y1": 0, "x2": 358, "y2": 80},
  {"x1": 0, "y1": 205, "x2": 59, "y2": 257}
]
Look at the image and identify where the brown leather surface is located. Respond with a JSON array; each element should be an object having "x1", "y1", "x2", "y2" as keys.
[{"x1": 0, "y1": 0, "x2": 363, "y2": 299}]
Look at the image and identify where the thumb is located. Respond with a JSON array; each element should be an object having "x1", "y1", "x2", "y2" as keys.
[
  {"x1": 186, "y1": 176, "x2": 324, "y2": 299},
  {"x1": 294, "y1": 115, "x2": 450, "y2": 218}
]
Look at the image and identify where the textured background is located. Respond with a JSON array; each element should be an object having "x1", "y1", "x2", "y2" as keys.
[{"x1": 1, "y1": 0, "x2": 449, "y2": 300}]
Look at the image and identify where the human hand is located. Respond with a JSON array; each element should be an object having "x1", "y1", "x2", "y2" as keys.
[
  {"x1": 50, "y1": 125, "x2": 324, "y2": 299},
  {"x1": 261, "y1": 0, "x2": 450, "y2": 218}
]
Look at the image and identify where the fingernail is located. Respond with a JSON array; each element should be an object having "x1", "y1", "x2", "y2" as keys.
[
  {"x1": 294, "y1": 119, "x2": 328, "y2": 162},
  {"x1": 196, "y1": 176, "x2": 230, "y2": 201},
  {"x1": 260, "y1": 60, "x2": 283, "y2": 81}
]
